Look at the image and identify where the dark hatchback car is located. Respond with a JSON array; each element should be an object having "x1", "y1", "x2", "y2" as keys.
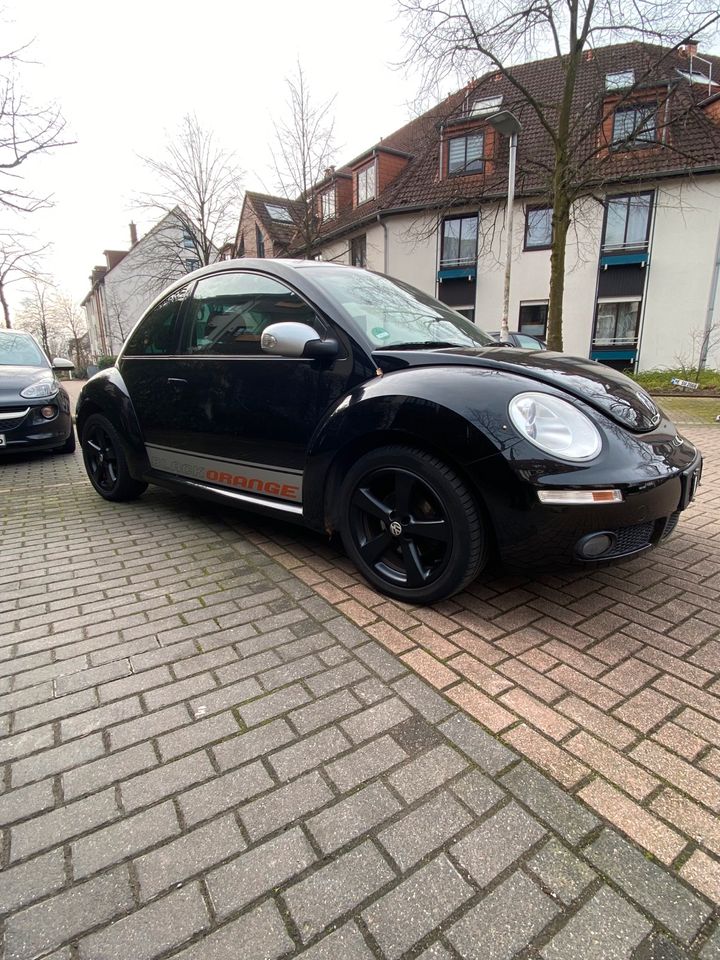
[
  {"x1": 488, "y1": 330, "x2": 547, "y2": 350},
  {"x1": 77, "y1": 260, "x2": 701, "y2": 604},
  {"x1": 0, "y1": 330, "x2": 75, "y2": 456}
]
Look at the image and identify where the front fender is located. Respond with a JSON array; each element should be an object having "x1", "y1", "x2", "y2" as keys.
[
  {"x1": 76, "y1": 368, "x2": 149, "y2": 480},
  {"x1": 304, "y1": 366, "x2": 526, "y2": 529}
]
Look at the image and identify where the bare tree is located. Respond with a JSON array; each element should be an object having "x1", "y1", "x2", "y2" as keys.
[
  {"x1": 137, "y1": 114, "x2": 243, "y2": 272},
  {"x1": 397, "y1": 0, "x2": 719, "y2": 349},
  {"x1": 1, "y1": 35, "x2": 74, "y2": 214},
  {"x1": 0, "y1": 230, "x2": 48, "y2": 328},
  {"x1": 14, "y1": 279, "x2": 63, "y2": 356},
  {"x1": 272, "y1": 62, "x2": 337, "y2": 257},
  {"x1": 53, "y1": 290, "x2": 88, "y2": 370}
]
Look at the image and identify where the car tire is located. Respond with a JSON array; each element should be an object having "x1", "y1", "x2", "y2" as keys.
[
  {"x1": 339, "y1": 445, "x2": 487, "y2": 604},
  {"x1": 81, "y1": 413, "x2": 147, "y2": 502},
  {"x1": 56, "y1": 425, "x2": 76, "y2": 454}
]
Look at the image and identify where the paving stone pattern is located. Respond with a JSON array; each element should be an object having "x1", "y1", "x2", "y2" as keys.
[{"x1": 0, "y1": 427, "x2": 716, "y2": 959}]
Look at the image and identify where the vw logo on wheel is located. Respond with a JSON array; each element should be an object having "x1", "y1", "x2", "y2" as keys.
[{"x1": 389, "y1": 520, "x2": 403, "y2": 537}]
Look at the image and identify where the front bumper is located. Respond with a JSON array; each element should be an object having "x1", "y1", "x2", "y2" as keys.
[
  {"x1": 493, "y1": 450, "x2": 703, "y2": 569},
  {"x1": 0, "y1": 398, "x2": 73, "y2": 454}
]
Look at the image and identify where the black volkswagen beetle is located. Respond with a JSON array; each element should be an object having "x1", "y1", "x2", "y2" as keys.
[
  {"x1": 0, "y1": 330, "x2": 76, "y2": 455},
  {"x1": 77, "y1": 260, "x2": 701, "y2": 604}
]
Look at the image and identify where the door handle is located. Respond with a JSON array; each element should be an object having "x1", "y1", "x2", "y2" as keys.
[{"x1": 167, "y1": 378, "x2": 187, "y2": 386}]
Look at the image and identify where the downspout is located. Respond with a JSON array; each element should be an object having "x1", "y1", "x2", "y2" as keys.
[
  {"x1": 699, "y1": 213, "x2": 720, "y2": 371},
  {"x1": 377, "y1": 213, "x2": 389, "y2": 274}
]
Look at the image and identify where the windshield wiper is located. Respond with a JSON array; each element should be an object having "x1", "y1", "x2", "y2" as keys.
[{"x1": 378, "y1": 341, "x2": 470, "y2": 350}]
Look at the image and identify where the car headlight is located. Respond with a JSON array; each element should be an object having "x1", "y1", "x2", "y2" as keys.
[
  {"x1": 20, "y1": 379, "x2": 60, "y2": 399},
  {"x1": 508, "y1": 392, "x2": 602, "y2": 461}
]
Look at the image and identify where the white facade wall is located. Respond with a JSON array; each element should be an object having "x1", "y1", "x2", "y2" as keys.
[
  {"x1": 640, "y1": 176, "x2": 720, "y2": 371},
  {"x1": 83, "y1": 212, "x2": 197, "y2": 359},
  {"x1": 317, "y1": 180, "x2": 720, "y2": 371}
]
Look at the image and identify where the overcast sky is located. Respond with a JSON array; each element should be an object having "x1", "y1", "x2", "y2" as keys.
[{"x1": 3, "y1": 0, "x2": 431, "y2": 313}]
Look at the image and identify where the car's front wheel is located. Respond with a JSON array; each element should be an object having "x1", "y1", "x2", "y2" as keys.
[
  {"x1": 339, "y1": 446, "x2": 487, "y2": 604},
  {"x1": 81, "y1": 413, "x2": 147, "y2": 502}
]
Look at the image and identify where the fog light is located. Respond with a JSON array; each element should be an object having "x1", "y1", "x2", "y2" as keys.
[
  {"x1": 577, "y1": 532, "x2": 616, "y2": 558},
  {"x1": 40, "y1": 405, "x2": 57, "y2": 419}
]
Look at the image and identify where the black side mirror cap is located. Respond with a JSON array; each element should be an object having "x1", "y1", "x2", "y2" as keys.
[{"x1": 303, "y1": 338, "x2": 339, "y2": 359}]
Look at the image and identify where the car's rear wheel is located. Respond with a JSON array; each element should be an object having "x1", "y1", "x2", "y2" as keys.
[
  {"x1": 56, "y1": 425, "x2": 76, "y2": 454},
  {"x1": 81, "y1": 413, "x2": 147, "y2": 502},
  {"x1": 339, "y1": 446, "x2": 487, "y2": 604}
]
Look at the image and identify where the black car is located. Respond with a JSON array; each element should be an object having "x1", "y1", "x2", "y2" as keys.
[
  {"x1": 0, "y1": 330, "x2": 76, "y2": 455},
  {"x1": 77, "y1": 260, "x2": 701, "y2": 604},
  {"x1": 487, "y1": 330, "x2": 547, "y2": 350}
]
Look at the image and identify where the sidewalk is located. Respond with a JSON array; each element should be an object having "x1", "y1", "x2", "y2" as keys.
[{"x1": 0, "y1": 431, "x2": 718, "y2": 959}]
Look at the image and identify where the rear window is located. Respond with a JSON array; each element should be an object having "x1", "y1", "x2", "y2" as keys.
[{"x1": 0, "y1": 332, "x2": 47, "y2": 367}]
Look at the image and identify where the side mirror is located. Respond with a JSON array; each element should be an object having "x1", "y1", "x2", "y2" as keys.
[
  {"x1": 52, "y1": 357, "x2": 75, "y2": 370},
  {"x1": 261, "y1": 322, "x2": 338, "y2": 360}
]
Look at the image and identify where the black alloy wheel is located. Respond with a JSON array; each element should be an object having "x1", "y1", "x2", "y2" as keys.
[
  {"x1": 340, "y1": 446, "x2": 487, "y2": 604},
  {"x1": 81, "y1": 413, "x2": 147, "y2": 502}
]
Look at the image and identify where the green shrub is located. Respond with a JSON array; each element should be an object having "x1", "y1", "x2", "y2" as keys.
[
  {"x1": 629, "y1": 368, "x2": 720, "y2": 391},
  {"x1": 97, "y1": 355, "x2": 117, "y2": 370}
]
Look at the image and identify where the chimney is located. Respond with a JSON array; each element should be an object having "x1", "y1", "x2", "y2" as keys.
[
  {"x1": 129, "y1": 221, "x2": 138, "y2": 246},
  {"x1": 323, "y1": 166, "x2": 336, "y2": 180},
  {"x1": 683, "y1": 40, "x2": 698, "y2": 58}
]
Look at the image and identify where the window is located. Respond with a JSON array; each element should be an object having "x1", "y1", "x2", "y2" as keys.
[
  {"x1": 519, "y1": 301, "x2": 548, "y2": 338},
  {"x1": 357, "y1": 164, "x2": 376, "y2": 204},
  {"x1": 454, "y1": 307, "x2": 475, "y2": 322},
  {"x1": 124, "y1": 287, "x2": 187, "y2": 356},
  {"x1": 321, "y1": 190, "x2": 336, "y2": 221},
  {"x1": 182, "y1": 272, "x2": 322, "y2": 356},
  {"x1": 255, "y1": 225, "x2": 265, "y2": 258},
  {"x1": 470, "y1": 95, "x2": 502, "y2": 117},
  {"x1": 603, "y1": 193, "x2": 653, "y2": 251},
  {"x1": 448, "y1": 133, "x2": 484, "y2": 175},
  {"x1": 265, "y1": 203, "x2": 293, "y2": 223},
  {"x1": 593, "y1": 300, "x2": 641, "y2": 346},
  {"x1": 184, "y1": 258, "x2": 200, "y2": 273},
  {"x1": 605, "y1": 70, "x2": 634, "y2": 90},
  {"x1": 182, "y1": 231, "x2": 194, "y2": 250},
  {"x1": 524, "y1": 207, "x2": 553, "y2": 249},
  {"x1": 612, "y1": 105, "x2": 657, "y2": 147},
  {"x1": 441, "y1": 216, "x2": 478, "y2": 267},
  {"x1": 351, "y1": 235, "x2": 367, "y2": 268}
]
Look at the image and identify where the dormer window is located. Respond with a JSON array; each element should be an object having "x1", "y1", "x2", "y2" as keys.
[
  {"x1": 357, "y1": 163, "x2": 376, "y2": 204},
  {"x1": 470, "y1": 95, "x2": 502, "y2": 117},
  {"x1": 321, "y1": 189, "x2": 336, "y2": 221},
  {"x1": 606, "y1": 70, "x2": 634, "y2": 91},
  {"x1": 448, "y1": 133, "x2": 484, "y2": 175},
  {"x1": 612, "y1": 104, "x2": 657, "y2": 147}
]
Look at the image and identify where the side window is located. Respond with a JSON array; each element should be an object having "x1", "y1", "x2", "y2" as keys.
[
  {"x1": 181, "y1": 272, "x2": 324, "y2": 356},
  {"x1": 124, "y1": 287, "x2": 187, "y2": 356}
]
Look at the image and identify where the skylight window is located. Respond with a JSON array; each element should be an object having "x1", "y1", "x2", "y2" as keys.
[
  {"x1": 676, "y1": 68, "x2": 718, "y2": 87},
  {"x1": 470, "y1": 95, "x2": 503, "y2": 116},
  {"x1": 605, "y1": 71, "x2": 635, "y2": 90},
  {"x1": 265, "y1": 204, "x2": 293, "y2": 223}
]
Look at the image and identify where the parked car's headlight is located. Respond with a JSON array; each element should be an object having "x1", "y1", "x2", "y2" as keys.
[
  {"x1": 20, "y1": 379, "x2": 59, "y2": 399},
  {"x1": 509, "y1": 392, "x2": 602, "y2": 461}
]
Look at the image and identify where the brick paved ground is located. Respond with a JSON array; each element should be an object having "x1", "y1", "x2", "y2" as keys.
[{"x1": 0, "y1": 425, "x2": 718, "y2": 959}]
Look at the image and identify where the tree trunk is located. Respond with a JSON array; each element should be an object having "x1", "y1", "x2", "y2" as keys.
[
  {"x1": 0, "y1": 282, "x2": 10, "y2": 329},
  {"x1": 547, "y1": 169, "x2": 571, "y2": 352}
]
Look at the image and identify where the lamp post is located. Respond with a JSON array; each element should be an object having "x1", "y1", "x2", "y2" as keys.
[{"x1": 488, "y1": 110, "x2": 522, "y2": 342}]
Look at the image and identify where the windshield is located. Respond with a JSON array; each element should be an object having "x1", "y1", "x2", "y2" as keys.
[
  {"x1": 309, "y1": 267, "x2": 494, "y2": 350},
  {"x1": 0, "y1": 331, "x2": 47, "y2": 367}
]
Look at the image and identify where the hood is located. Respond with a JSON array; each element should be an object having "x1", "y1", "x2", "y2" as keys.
[
  {"x1": 373, "y1": 347, "x2": 662, "y2": 432},
  {"x1": 0, "y1": 365, "x2": 55, "y2": 404}
]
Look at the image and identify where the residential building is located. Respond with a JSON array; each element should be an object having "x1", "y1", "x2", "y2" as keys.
[
  {"x1": 82, "y1": 209, "x2": 204, "y2": 359},
  {"x1": 232, "y1": 192, "x2": 304, "y2": 260},
  {"x1": 255, "y1": 41, "x2": 720, "y2": 372}
]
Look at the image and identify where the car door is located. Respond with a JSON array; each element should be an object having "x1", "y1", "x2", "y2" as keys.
[
  {"x1": 119, "y1": 285, "x2": 191, "y2": 449},
  {"x1": 143, "y1": 269, "x2": 359, "y2": 505}
]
